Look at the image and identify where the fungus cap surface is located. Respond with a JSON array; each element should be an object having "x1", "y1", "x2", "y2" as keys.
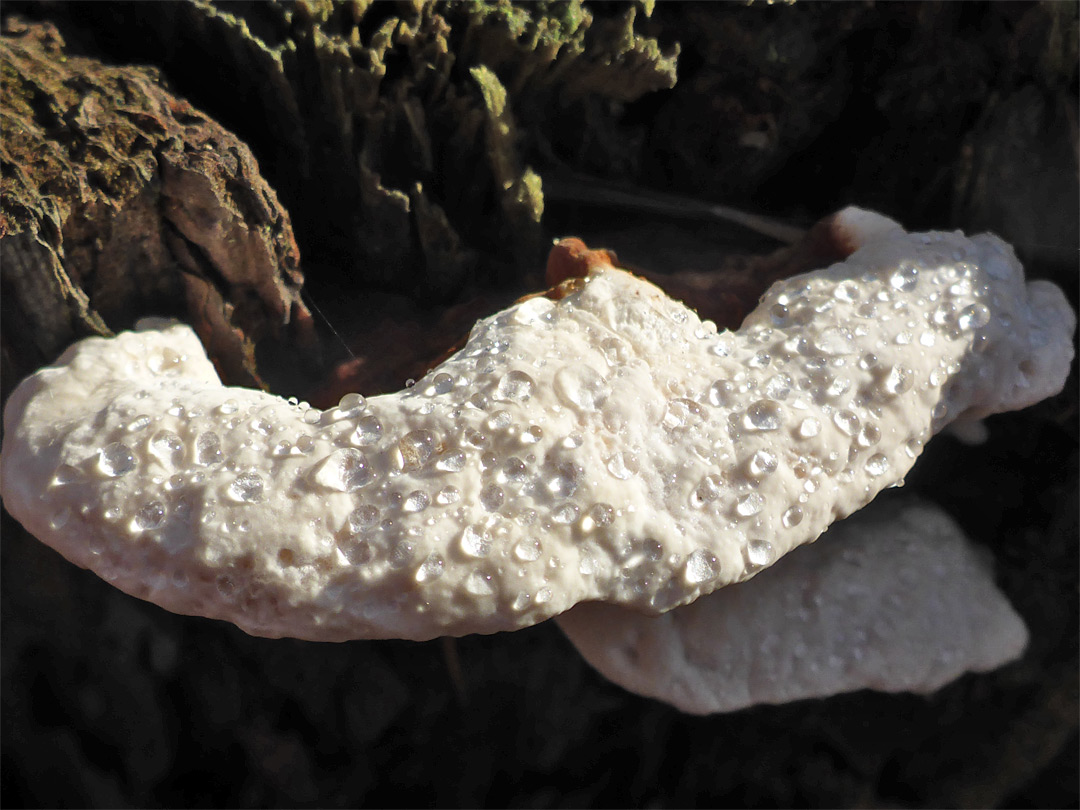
[
  {"x1": 557, "y1": 498, "x2": 1030, "y2": 714},
  {"x1": 0, "y1": 209, "x2": 1073, "y2": 640}
]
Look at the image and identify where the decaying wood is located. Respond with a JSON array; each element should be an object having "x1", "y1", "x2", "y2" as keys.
[{"x1": 0, "y1": 17, "x2": 312, "y2": 388}]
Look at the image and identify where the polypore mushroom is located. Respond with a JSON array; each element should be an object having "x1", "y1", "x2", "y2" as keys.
[
  {"x1": 557, "y1": 497, "x2": 1030, "y2": 714},
  {"x1": 0, "y1": 208, "x2": 1073, "y2": 643}
]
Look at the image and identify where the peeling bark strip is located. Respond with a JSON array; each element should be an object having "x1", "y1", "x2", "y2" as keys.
[{"x1": 0, "y1": 17, "x2": 311, "y2": 386}]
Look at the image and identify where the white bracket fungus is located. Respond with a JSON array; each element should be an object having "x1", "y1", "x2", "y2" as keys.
[
  {"x1": 0, "y1": 208, "x2": 1074, "y2": 643},
  {"x1": 557, "y1": 498, "x2": 1030, "y2": 714}
]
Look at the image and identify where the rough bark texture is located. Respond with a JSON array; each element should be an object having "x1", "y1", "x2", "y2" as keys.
[
  {"x1": 1, "y1": 2, "x2": 1077, "y2": 809},
  {"x1": 0, "y1": 17, "x2": 311, "y2": 389}
]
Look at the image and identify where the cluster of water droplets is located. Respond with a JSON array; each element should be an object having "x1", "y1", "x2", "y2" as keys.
[{"x1": 40, "y1": 238, "x2": 1009, "y2": 631}]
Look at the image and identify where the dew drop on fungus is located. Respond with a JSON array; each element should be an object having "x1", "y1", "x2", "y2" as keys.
[
  {"x1": 685, "y1": 549, "x2": 720, "y2": 584},
  {"x1": 435, "y1": 486, "x2": 460, "y2": 505},
  {"x1": 736, "y1": 493, "x2": 764, "y2": 517},
  {"x1": 514, "y1": 538, "x2": 542, "y2": 562},
  {"x1": 99, "y1": 442, "x2": 135, "y2": 477},
  {"x1": 149, "y1": 430, "x2": 184, "y2": 464},
  {"x1": 745, "y1": 539, "x2": 774, "y2": 568},
  {"x1": 415, "y1": 553, "x2": 445, "y2": 582},
  {"x1": 134, "y1": 501, "x2": 166, "y2": 530},
  {"x1": 460, "y1": 525, "x2": 492, "y2": 558},
  {"x1": 436, "y1": 450, "x2": 466, "y2": 473},
  {"x1": 782, "y1": 505, "x2": 803, "y2": 528},
  {"x1": 403, "y1": 491, "x2": 429, "y2": 512},
  {"x1": 351, "y1": 415, "x2": 383, "y2": 446},
  {"x1": 744, "y1": 400, "x2": 782, "y2": 431},
  {"x1": 495, "y1": 370, "x2": 535, "y2": 402},
  {"x1": 865, "y1": 454, "x2": 890, "y2": 477},
  {"x1": 228, "y1": 472, "x2": 265, "y2": 503},
  {"x1": 397, "y1": 430, "x2": 437, "y2": 471},
  {"x1": 479, "y1": 485, "x2": 504, "y2": 511},
  {"x1": 748, "y1": 450, "x2": 778, "y2": 477},
  {"x1": 195, "y1": 432, "x2": 223, "y2": 466},
  {"x1": 314, "y1": 448, "x2": 373, "y2": 492},
  {"x1": 347, "y1": 505, "x2": 380, "y2": 533}
]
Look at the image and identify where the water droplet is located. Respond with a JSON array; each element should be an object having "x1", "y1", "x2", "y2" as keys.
[
  {"x1": 126, "y1": 415, "x2": 152, "y2": 432},
  {"x1": 397, "y1": 430, "x2": 437, "y2": 471},
  {"x1": 552, "y1": 503, "x2": 579, "y2": 524},
  {"x1": 429, "y1": 373, "x2": 455, "y2": 395},
  {"x1": 512, "y1": 296, "x2": 555, "y2": 325},
  {"x1": 351, "y1": 415, "x2": 383, "y2": 446},
  {"x1": 228, "y1": 472, "x2": 265, "y2": 503},
  {"x1": 314, "y1": 448, "x2": 373, "y2": 491},
  {"x1": 744, "y1": 400, "x2": 782, "y2": 431},
  {"x1": 798, "y1": 417, "x2": 821, "y2": 438},
  {"x1": 148, "y1": 348, "x2": 182, "y2": 374},
  {"x1": 833, "y1": 410, "x2": 860, "y2": 436},
  {"x1": 487, "y1": 411, "x2": 513, "y2": 431},
  {"x1": 403, "y1": 490, "x2": 429, "y2": 512},
  {"x1": 296, "y1": 435, "x2": 315, "y2": 453},
  {"x1": 782, "y1": 505, "x2": 803, "y2": 528},
  {"x1": 495, "y1": 370, "x2": 535, "y2": 402},
  {"x1": 512, "y1": 592, "x2": 532, "y2": 611},
  {"x1": 834, "y1": 280, "x2": 861, "y2": 302},
  {"x1": 736, "y1": 493, "x2": 764, "y2": 517},
  {"x1": 465, "y1": 571, "x2": 495, "y2": 595},
  {"x1": 337, "y1": 393, "x2": 367, "y2": 416},
  {"x1": 585, "y1": 503, "x2": 614, "y2": 528},
  {"x1": 347, "y1": 505, "x2": 380, "y2": 533},
  {"x1": 605, "y1": 452, "x2": 638, "y2": 480},
  {"x1": 501, "y1": 457, "x2": 528, "y2": 484},
  {"x1": 663, "y1": 398, "x2": 705, "y2": 429},
  {"x1": 135, "y1": 501, "x2": 166, "y2": 530},
  {"x1": 685, "y1": 549, "x2": 720, "y2": 584},
  {"x1": 890, "y1": 261, "x2": 919, "y2": 292},
  {"x1": 514, "y1": 538, "x2": 542, "y2": 562},
  {"x1": 884, "y1": 365, "x2": 913, "y2": 396},
  {"x1": 764, "y1": 374, "x2": 792, "y2": 400},
  {"x1": 957, "y1": 303, "x2": 991, "y2": 330},
  {"x1": 748, "y1": 450, "x2": 778, "y2": 477},
  {"x1": 707, "y1": 379, "x2": 735, "y2": 407},
  {"x1": 149, "y1": 430, "x2": 184, "y2": 464},
  {"x1": 521, "y1": 425, "x2": 543, "y2": 444},
  {"x1": 858, "y1": 424, "x2": 881, "y2": 448},
  {"x1": 51, "y1": 464, "x2": 84, "y2": 487},
  {"x1": 535, "y1": 587, "x2": 552, "y2": 604},
  {"x1": 98, "y1": 443, "x2": 135, "y2": 477},
  {"x1": 745, "y1": 539, "x2": 774, "y2": 568},
  {"x1": 435, "y1": 486, "x2": 460, "y2": 505},
  {"x1": 218, "y1": 400, "x2": 239, "y2": 415},
  {"x1": 865, "y1": 454, "x2": 890, "y2": 477},
  {"x1": 415, "y1": 553, "x2": 445, "y2": 582},
  {"x1": 480, "y1": 484, "x2": 504, "y2": 511},
  {"x1": 546, "y1": 463, "x2": 581, "y2": 497},
  {"x1": 436, "y1": 450, "x2": 466, "y2": 473},
  {"x1": 554, "y1": 365, "x2": 609, "y2": 411},
  {"x1": 460, "y1": 524, "x2": 492, "y2": 557},
  {"x1": 389, "y1": 540, "x2": 415, "y2": 569},
  {"x1": 195, "y1": 432, "x2": 223, "y2": 466}
]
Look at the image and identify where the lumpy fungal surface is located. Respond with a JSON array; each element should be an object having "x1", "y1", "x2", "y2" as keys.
[{"x1": 1, "y1": 209, "x2": 1074, "y2": 642}]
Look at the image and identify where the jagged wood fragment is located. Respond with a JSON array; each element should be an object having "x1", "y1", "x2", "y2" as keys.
[{"x1": 0, "y1": 17, "x2": 311, "y2": 386}]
